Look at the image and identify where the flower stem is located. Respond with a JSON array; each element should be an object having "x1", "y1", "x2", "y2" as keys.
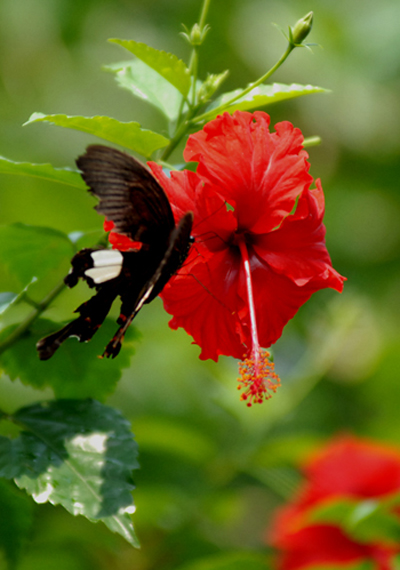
[
  {"x1": 189, "y1": 0, "x2": 211, "y2": 90},
  {"x1": 0, "y1": 279, "x2": 66, "y2": 356},
  {"x1": 198, "y1": 0, "x2": 211, "y2": 29},
  {"x1": 162, "y1": 0, "x2": 212, "y2": 161},
  {"x1": 191, "y1": 43, "x2": 295, "y2": 125},
  {"x1": 160, "y1": 118, "x2": 192, "y2": 162}
]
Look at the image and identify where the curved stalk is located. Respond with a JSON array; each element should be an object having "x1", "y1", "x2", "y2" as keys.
[
  {"x1": 0, "y1": 279, "x2": 66, "y2": 356},
  {"x1": 191, "y1": 43, "x2": 295, "y2": 125}
]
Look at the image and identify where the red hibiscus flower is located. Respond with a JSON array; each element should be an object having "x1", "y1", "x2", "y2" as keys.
[
  {"x1": 103, "y1": 219, "x2": 142, "y2": 251},
  {"x1": 147, "y1": 111, "x2": 345, "y2": 405},
  {"x1": 269, "y1": 436, "x2": 400, "y2": 570}
]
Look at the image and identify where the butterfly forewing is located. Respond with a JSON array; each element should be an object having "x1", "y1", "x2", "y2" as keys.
[{"x1": 76, "y1": 145, "x2": 175, "y2": 246}]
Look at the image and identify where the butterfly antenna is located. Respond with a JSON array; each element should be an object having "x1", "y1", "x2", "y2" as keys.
[
  {"x1": 194, "y1": 230, "x2": 230, "y2": 246},
  {"x1": 192, "y1": 201, "x2": 229, "y2": 231},
  {"x1": 178, "y1": 248, "x2": 233, "y2": 314},
  {"x1": 186, "y1": 273, "x2": 233, "y2": 313}
]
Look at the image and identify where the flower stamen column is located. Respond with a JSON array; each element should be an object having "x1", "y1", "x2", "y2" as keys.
[{"x1": 237, "y1": 238, "x2": 280, "y2": 406}]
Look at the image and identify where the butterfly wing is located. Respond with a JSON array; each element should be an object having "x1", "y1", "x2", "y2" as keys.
[
  {"x1": 37, "y1": 145, "x2": 194, "y2": 360},
  {"x1": 36, "y1": 273, "x2": 120, "y2": 360},
  {"x1": 103, "y1": 211, "x2": 194, "y2": 358},
  {"x1": 76, "y1": 145, "x2": 175, "y2": 247}
]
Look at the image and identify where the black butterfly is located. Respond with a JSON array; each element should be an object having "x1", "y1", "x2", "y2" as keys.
[{"x1": 36, "y1": 145, "x2": 193, "y2": 360}]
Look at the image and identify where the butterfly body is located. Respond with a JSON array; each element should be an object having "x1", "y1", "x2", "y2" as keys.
[{"x1": 37, "y1": 145, "x2": 193, "y2": 360}]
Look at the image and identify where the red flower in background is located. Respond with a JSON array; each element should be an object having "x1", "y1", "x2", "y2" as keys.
[
  {"x1": 269, "y1": 436, "x2": 400, "y2": 570},
  {"x1": 149, "y1": 111, "x2": 345, "y2": 405}
]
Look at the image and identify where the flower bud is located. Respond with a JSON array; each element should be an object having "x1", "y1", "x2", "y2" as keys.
[
  {"x1": 197, "y1": 70, "x2": 229, "y2": 103},
  {"x1": 181, "y1": 23, "x2": 210, "y2": 47},
  {"x1": 290, "y1": 11, "x2": 313, "y2": 45}
]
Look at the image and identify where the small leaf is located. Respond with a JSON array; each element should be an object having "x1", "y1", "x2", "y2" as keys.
[
  {"x1": 0, "y1": 400, "x2": 140, "y2": 547},
  {"x1": 25, "y1": 113, "x2": 169, "y2": 159},
  {"x1": 205, "y1": 83, "x2": 329, "y2": 119},
  {"x1": 0, "y1": 156, "x2": 84, "y2": 189},
  {"x1": 0, "y1": 318, "x2": 137, "y2": 400},
  {"x1": 105, "y1": 60, "x2": 183, "y2": 122},
  {"x1": 0, "y1": 224, "x2": 73, "y2": 294},
  {"x1": 109, "y1": 39, "x2": 191, "y2": 97},
  {"x1": 0, "y1": 480, "x2": 33, "y2": 569}
]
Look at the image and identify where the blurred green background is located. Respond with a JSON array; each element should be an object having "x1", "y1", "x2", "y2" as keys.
[{"x1": 1, "y1": 0, "x2": 400, "y2": 568}]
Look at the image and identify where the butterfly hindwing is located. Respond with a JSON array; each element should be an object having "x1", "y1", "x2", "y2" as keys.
[{"x1": 103, "y1": 211, "x2": 194, "y2": 358}]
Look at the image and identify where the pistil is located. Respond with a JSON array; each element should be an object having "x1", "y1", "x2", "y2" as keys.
[{"x1": 237, "y1": 238, "x2": 280, "y2": 406}]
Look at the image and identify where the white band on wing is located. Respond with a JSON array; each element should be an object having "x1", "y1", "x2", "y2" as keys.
[
  {"x1": 85, "y1": 266, "x2": 122, "y2": 284},
  {"x1": 91, "y1": 249, "x2": 123, "y2": 267}
]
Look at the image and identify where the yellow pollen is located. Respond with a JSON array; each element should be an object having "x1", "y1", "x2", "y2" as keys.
[{"x1": 237, "y1": 350, "x2": 281, "y2": 407}]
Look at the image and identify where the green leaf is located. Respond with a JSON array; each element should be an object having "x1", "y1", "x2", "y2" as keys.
[
  {"x1": 0, "y1": 480, "x2": 33, "y2": 569},
  {"x1": 134, "y1": 417, "x2": 215, "y2": 464},
  {"x1": 176, "y1": 551, "x2": 269, "y2": 570},
  {"x1": 0, "y1": 156, "x2": 84, "y2": 189},
  {"x1": 0, "y1": 399, "x2": 140, "y2": 547},
  {"x1": 0, "y1": 318, "x2": 137, "y2": 400},
  {"x1": 0, "y1": 224, "x2": 74, "y2": 294},
  {"x1": 205, "y1": 83, "x2": 329, "y2": 119},
  {"x1": 109, "y1": 38, "x2": 191, "y2": 97},
  {"x1": 25, "y1": 113, "x2": 169, "y2": 159},
  {"x1": 307, "y1": 498, "x2": 400, "y2": 544},
  {"x1": 105, "y1": 60, "x2": 183, "y2": 122}
]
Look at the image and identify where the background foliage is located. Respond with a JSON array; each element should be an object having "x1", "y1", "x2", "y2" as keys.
[{"x1": 0, "y1": 0, "x2": 400, "y2": 568}]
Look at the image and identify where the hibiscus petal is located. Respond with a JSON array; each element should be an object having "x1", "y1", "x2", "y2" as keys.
[
  {"x1": 237, "y1": 257, "x2": 331, "y2": 349},
  {"x1": 161, "y1": 249, "x2": 247, "y2": 361},
  {"x1": 271, "y1": 520, "x2": 375, "y2": 570},
  {"x1": 148, "y1": 162, "x2": 200, "y2": 222},
  {"x1": 185, "y1": 111, "x2": 312, "y2": 233},
  {"x1": 252, "y1": 182, "x2": 345, "y2": 290},
  {"x1": 304, "y1": 436, "x2": 400, "y2": 500},
  {"x1": 149, "y1": 162, "x2": 238, "y2": 253},
  {"x1": 269, "y1": 436, "x2": 400, "y2": 570}
]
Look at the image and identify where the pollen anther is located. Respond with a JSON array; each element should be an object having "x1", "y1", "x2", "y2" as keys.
[{"x1": 237, "y1": 350, "x2": 281, "y2": 407}]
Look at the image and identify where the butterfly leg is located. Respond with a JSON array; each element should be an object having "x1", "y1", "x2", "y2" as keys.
[{"x1": 101, "y1": 304, "x2": 136, "y2": 359}]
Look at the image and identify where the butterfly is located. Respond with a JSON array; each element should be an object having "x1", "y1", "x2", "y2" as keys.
[{"x1": 36, "y1": 145, "x2": 194, "y2": 360}]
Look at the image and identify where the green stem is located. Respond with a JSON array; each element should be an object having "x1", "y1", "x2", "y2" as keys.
[
  {"x1": 191, "y1": 43, "x2": 295, "y2": 125},
  {"x1": 0, "y1": 279, "x2": 66, "y2": 356},
  {"x1": 198, "y1": 0, "x2": 211, "y2": 29},
  {"x1": 161, "y1": 118, "x2": 192, "y2": 162},
  {"x1": 190, "y1": 46, "x2": 199, "y2": 107},
  {"x1": 162, "y1": 0, "x2": 212, "y2": 161},
  {"x1": 187, "y1": 0, "x2": 210, "y2": 79}
]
